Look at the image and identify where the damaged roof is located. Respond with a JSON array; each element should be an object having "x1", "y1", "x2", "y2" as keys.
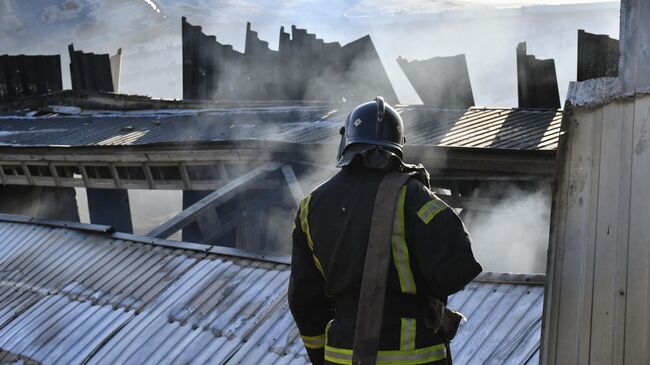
[
  {"x1": 0, "y1": 215, "x2": 544, "y2": 364},
  {"x1": 0, "y1": 105, "x2": 562, "y2": 150}
]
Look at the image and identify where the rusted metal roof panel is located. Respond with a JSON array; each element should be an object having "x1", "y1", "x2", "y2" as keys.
[
  {"x1": 0, "y1": 217, "x2": 544, "y2": 364},
  {"x1": 0, "y1": 106, "x2": 562, "y2": 151}
]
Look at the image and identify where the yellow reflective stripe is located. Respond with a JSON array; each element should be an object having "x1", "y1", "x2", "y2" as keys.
[
  {"x1": 391, "y1": 186, "x2": 417, "y2": 294},
  {"x1": 301, "y1": 333, "x2": 325, "y2": 349},
  {"x1": 312, "y1": 253, "x2": 324, "y2": 276},
  {"x1": 416, "y1": 199, "x2": 447, "y2": 224},
  {"x1": 299, "y1": 195, "x2": 314, "y2": 250},
  {"x1": 400, "y1": 318, "x2": 416, "y2": 351},
  {"x1": 299, "y1": 194, "x2": 325, "y2": 277},
  {"x1": 324, "y1": 343, "x2": 447, "y2": 365}
]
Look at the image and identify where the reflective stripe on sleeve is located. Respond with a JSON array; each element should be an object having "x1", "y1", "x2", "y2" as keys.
[
  {"x1": 391, "y1": 186, "x2": 417, "y2": 294},
  {"x1": 324, "y1": 343, "x2": 447, "y2": 365},
  {"x1": 400, "y1": 318, "x2": 416, "y2": 351},
  {"x1": 301, "y1": 333, "x2": 326, "y2": 349},
  {"x1": 416, "y1": 199, "x2": 447, "y2": 224},
  {"x1": 299, "y1": 194, "x2": 325, "y2": 278}
]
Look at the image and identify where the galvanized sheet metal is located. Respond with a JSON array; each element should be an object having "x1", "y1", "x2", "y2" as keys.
[
  {"x1": 0, "y1": 106, "x2": 562, "y2": 151},
  {"x1": 0, "y1": 219, "x2": 544, "y2": 364},
  {"x1": 543, "y1": 93, "x2": 650, "y2": 365}
]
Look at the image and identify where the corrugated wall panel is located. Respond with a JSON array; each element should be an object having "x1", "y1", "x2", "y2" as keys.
[
  {"x1": 623, "y1": 95, "x2": 650, "y2": 364},
  {"x1": 543, "y1": 92, "x2": 650, "y2": 364}
]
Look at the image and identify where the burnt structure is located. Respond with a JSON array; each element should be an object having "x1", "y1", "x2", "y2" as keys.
[
  {"x1": 0, "y1": 185, "x2": 79, "y2": 222},
  {"x1": 0, "y1": 91, "x2": 562, "y2": 252},
  {"x1": 397, "y1": 55, "x2": 475, "y2": 108},
  {"x1": 69, "y1": 44, "x2": 121, "y2": 93},
  {"x1": 86, "y1": 188, "x2": 133, "y2": 233},
  {"x1": 577, "y1": 30, "x2": 619, "y2": 81},
  {"x1": 516, "y1": 42, "x2": 561, "y2": 109},
  {"x1": 0, "y1": 55, "x2": 62, "y2": 100},
  {"x1": 110, "y1": 48, "x2": 122, "y2": 93},
  {"x1": 182, "y1": 17, "x2": 398, "y2": 103}
]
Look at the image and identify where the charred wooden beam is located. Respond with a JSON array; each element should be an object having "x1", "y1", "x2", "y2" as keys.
[
  {"x1": 0, "y1": 54, "x2": 62, "y2": 100},
  {"x1": 146, "y1": 161, "x2": 281, "y2": 239},
  {"x1": 516, "y1": 42, "x2": 561, "y2": 109},
  {"x1": 577, "y1": 30, "x2": 619, "y2": 82},
  {"x1": 397, "y1": 55, "x2": 474, "y2": 108},
  {"x1": 181, "y1": 17, "x2": 397, "y2": 103},
  {"x1": 69, "y1": 44, "x2": 120, "y2": 93}
]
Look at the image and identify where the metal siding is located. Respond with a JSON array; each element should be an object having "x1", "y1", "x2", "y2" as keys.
[
  {"x1": 624, "y1": 95, "x2": 650, "y2": 364},
  {"x1": 232, "y1": 273, "x2": 545, "y2": 365},
  {"x1": 0, "y1": 219, "x2": 543, "y2": 364},
  {"x1": 543, "y1": 93, "x2": 650, "y2": 365},
  {"x1": 0, "y1": 106, "x2": 561, "y2": 151}
]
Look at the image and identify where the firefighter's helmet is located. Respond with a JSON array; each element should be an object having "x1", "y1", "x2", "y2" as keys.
[{"x1": 336, "y1": 97, "x2": 405, "y2": 167}]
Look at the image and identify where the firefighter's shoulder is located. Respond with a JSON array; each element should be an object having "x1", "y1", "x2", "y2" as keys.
[{"x1": 406, "y1": 179, "x2": 450, "y2": 225}]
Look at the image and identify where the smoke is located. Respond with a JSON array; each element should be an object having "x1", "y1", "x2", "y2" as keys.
[
  {"x1": 0, "y1": 1, "x2": 24, "y2": 48},
  {"x1": 0, "y1": 1, "x2": 610, "y2": 273},
  {"x1": 461, "y1": 183, "x2": 552, "y2": 274}
]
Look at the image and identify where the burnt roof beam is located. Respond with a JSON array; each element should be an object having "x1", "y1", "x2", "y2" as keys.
[
  {"x1": 516, "y1": 42, "x2": 561, "y2": 109},
  {"x1": 146, "y1": 161, "x2": 281, "y2": 239}
]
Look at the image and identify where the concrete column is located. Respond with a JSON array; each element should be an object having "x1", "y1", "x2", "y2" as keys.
[
  {"x1": 86, "y1": 188, "x2": 133, "y2": 233},
  {"x1": 619, "y1": 0, "x2": 650, "y2": 92}
]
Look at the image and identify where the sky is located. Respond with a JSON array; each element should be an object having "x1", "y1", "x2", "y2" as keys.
[{"x1": 0, "y1": 0, "x2": 621, "y2": 105}]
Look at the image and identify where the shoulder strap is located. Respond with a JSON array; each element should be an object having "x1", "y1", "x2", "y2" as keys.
[{"x1": 352, "y1": 171, "x2": 412, "y2": 365}]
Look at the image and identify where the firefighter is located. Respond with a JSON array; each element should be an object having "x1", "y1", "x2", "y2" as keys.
[{"x1": 288, "y1": 97, "x2": 482, "y2": 365}]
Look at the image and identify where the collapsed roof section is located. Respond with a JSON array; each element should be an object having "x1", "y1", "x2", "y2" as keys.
[
  {"x1": 0, "y1": 102, "x2": 560, "y2": 251},
  {"x1": 577, "y1": 30, "x2": 619, "y2": 82},
  {"x1": 516, "y1": 42, "x2": 561, "y2": 109},
  {"x1": 68, "y1": 44, "x2": 122, "y2": 93},
  {"x1": 0, "y1": 55, "x2": 62, "y2": 100},
  {"x1": 181, "y1": 17, "x2": 398, "y2": 104},
  {"x1": 397, "y1": 55, "x2": 475, "y2": 109}
]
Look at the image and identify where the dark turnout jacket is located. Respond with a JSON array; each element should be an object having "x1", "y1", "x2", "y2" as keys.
[{"x1": 288, "y1": 167, "x2": 482, "y2": 365}]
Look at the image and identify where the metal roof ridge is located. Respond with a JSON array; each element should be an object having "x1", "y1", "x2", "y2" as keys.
[
  {"x1": 0, "y1": 213, "x2": 291, "y2": 265},
  {"x1": 467, "y1": 106, "x2": 563, "y2": 112},
  {"x1": 397, "y1": 105, "x2": 563, "y2": 112},
  {"x1": 0, "y1": 215, "x2": 545, "y2": 276}
]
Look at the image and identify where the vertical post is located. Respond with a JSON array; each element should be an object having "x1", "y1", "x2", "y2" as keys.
[
  {"x1": 86, "y1": 188, "x2": 133, "y2": 233},
  {"x1": 516, "y1": 42, "x2": 530, "y2": 108},
  {"x1": 619, "y1": 0, "x2": 650, "y2": 92},
  {"x1": 181, "y1": 190, "x2": 213, "y2": 242}
]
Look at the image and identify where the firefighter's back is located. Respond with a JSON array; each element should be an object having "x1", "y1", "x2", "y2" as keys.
[{"x1": 306, "y1": 167, "x2": 449, "y2": 364}]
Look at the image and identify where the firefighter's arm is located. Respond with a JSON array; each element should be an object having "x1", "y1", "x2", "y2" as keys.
[
  {"x1": 288, "y1": 210, "x2": 334, "y2": 365},
  {"x1": 406, "y1": 182, "x2": 483, "y2": 297}
]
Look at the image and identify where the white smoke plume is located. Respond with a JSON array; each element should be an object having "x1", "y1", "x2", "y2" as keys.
[{"x1": 462, "y1": 183, "x2": 552, "y2": 274}]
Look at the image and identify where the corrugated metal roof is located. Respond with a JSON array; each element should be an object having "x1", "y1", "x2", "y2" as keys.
[
  {"x1": 0, "y1": 215, "x2": 544, "y2": 364},
  {"x1": 0, "y1": 106, "x2": 562, "y2": 150}
]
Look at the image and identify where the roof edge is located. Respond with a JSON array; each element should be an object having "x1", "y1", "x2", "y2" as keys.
[
  {"x1": 0, "y1": 213, "x2": 291, "y2": 265},
  {"x1": 0, "y1": 215, "x2": 546, "y2": 281}
]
